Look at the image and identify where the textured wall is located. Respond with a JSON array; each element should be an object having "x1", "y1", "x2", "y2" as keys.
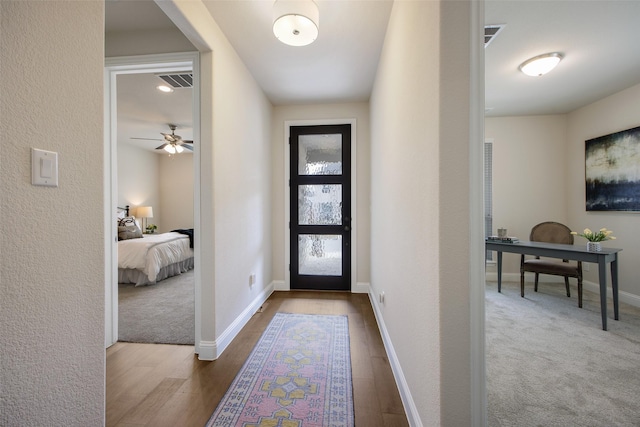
[{"x1": 0, "y1": 2, "x2": 105, "y2": 425}]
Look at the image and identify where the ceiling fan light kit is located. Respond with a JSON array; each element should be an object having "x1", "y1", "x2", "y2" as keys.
[
  {"x1": 519, "y1": 52, "x2": 563, "y2": 77},
  {"x1": 131, "y1": 124, "x2": 193, "y2": 154},
  {"x1": 164, "y1": 144, "x2": 184, "y2": 154},
  {"x1": 273, "y1": 0, "x2": 319, "y2": 47}
]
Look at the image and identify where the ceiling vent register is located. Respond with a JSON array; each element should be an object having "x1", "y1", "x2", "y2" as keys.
[
  {"x1": 157, "y1": 73, "x2": 193, "y2": 88},
  {"x1": 484, "y1": 25, "x2": 505, "y2": 48}
]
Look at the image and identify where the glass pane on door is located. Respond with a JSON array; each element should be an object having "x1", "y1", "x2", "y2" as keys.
[
  {"x1": 298, "y1": 134, "x2": 342, "y2": 175},
  {"x1": 298, "y1": 234, "x2": 342, "y2": 276},
  {"x1": 298, "y1": 184, "x2": 342, "y2": 225}
]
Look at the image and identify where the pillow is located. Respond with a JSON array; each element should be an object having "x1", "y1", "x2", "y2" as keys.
[
  {"x1": 118, "y1": 216, "x2": 137, "y2": 227},
  {"x1": 118, "y1": 225, "x2": 143, "y2": 241}
]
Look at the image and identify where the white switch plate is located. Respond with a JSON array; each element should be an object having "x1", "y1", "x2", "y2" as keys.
[{"x1": 32, "y1": 148, "x2": 58, "y2": 187}]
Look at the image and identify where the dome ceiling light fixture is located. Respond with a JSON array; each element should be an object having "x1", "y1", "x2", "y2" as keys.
[
  {"x1": 519, "y1": 52, "x2": 564, "y2": 77},
  {"x1": 273, "y1": 0, "x2": 319, "y2": 47},
  {"x1": 156, "y1": 85, "x2": 174, "y2": 93}
]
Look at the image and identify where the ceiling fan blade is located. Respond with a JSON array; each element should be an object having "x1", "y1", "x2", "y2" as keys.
[
  {"x1": 181, "y1": 144, "x2": 194, "y2": 151},
  {"x1": 155, "y1": 143, "x2": 168, "y2": 150},
  {"x1": 131, "y1": 137, "x2": 163, "y2": 141},
  {"x1": 182, "y1": 140, "x2": 194, "y2": 144}
]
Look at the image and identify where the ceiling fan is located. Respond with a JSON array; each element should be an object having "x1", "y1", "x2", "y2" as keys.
[{"x1": 131, "y1": 124, "x2": 194, "y2": 154}]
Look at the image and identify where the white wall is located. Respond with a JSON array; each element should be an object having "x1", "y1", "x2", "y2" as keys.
[
  {"x1": 159, "y1": 153, "x2": 194, "y2": 232},
  {"x1": 370, "y1": 1, "x2": 474, "y2": 425},
  {"x1": 567, "y1": 83, "x2": 640, "y2": 299},
  {"x1": 271, "y1": 103, "x2": 371, "y2": 285},
  {"x1": 117, "y1": 143, "x2": 161, "y2": 225},
  {"x1": 0, "y1": 2, "x2": 105, "y2": 425},
  {"x1": 485, "y1": 84, "x2": 640, "y2": 302},
  {"x1": 485, "y1": 115, "x2": 568, "y2": 274},
  {"x1": 117, "y1": 143, "x2": 194, "y2": 233},
  {"x1": 106, "y1": 28, "x2": 195, "y2": 57},
  {"x1": 157, "y1": 1, "x2": 274, "y2": 355}
]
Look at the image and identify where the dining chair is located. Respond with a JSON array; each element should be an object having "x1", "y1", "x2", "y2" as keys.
[{"x1": 520, "y1": 221, "x2": 583, "y2": 307}]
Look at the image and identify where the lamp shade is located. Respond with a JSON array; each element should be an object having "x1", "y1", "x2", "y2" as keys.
[
  {"x1": 273, "y1": 0, "x2": 319, "y2": 47},
  {"x1": 136, "y1": 206, "x2": 153, "y2": 218},
  {"x1": 519, "y1": 52, "x2": 563, "y2": 77}
]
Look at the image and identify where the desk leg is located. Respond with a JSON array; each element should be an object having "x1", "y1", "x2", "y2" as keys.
[
  {"x1": 611, "y1": 255, "x2": 619, "y2": 321},
  {"x1": 598, "y1": 259, "x2": 607, "y2": 331},
  {"x1": 497, "y1": 251, "x2": 503, "y2": 293}
]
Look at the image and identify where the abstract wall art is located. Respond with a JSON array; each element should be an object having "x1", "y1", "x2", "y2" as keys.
[{"x1": 585, "y1": 125, "x2": 640, "y2": 211}]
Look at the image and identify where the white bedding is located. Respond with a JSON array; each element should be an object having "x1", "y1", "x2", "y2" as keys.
[{"x1": 118, "y1": 232, "x2": 193, "y2": 284}]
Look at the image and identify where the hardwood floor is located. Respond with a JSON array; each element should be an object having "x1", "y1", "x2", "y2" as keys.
[{"x1": 106, "y1": 291, "x2": 409, "y2": 426}]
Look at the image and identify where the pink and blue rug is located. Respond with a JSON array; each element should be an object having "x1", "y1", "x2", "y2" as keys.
[{"x1": 206, "y1": 312, "x2": 354, "y2": 427}]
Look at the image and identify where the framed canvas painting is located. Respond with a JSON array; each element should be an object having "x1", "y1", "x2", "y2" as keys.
[{"x1": 585, "y1": 125, "x2": 640, "y2": 211}]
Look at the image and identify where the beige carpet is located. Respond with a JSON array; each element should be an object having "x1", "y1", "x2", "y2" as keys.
[
  {"x1": 118, "y1": 270, "x2": 194, "y2": 345},
  {"x1": 486, "y1": 279, "x2": 640, "y2": 426}
]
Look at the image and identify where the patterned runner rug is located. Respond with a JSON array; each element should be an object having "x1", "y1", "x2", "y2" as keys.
[{"x1": 206, "y1": 312, "x2": 354, "y2": 427}]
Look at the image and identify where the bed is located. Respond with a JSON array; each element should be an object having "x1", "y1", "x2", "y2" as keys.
[{"x1": 117, "y1": 206, "x2": 194, "y2": 286}]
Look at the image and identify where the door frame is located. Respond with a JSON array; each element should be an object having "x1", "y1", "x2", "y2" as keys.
[
  {"x1": 104, "y1": 52, "x2": 201, "y2": 351},
  {"x1": 284, "y1": 119, "x2": 357, "y2": 291}
]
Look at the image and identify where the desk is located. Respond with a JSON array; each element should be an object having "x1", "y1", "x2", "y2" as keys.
[{"x1": 486, "y1": 240, "x2": 622, "y2": 330}]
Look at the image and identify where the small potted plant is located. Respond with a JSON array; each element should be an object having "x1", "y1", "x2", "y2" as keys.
[
  {"x1": 145, "y1": 224, "x2": 157, "y2": 234},
  {"x1": 570, "y1": 227, "x2": 616, "y2": 252}
]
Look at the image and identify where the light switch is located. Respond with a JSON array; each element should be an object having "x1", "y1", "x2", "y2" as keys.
[
  {"x1": 32, "y1": 148, "x2": 58, "y2": 187},
  {"x1": 41, "y1": 158, "x2": 53, "y2": 178}
]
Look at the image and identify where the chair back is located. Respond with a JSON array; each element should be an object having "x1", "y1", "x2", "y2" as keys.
[{"x1": 529, "y1": 221, "x2": 574, "y2": 245}]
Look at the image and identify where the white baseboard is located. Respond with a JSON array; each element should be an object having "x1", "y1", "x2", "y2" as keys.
[
  {"x1": 485, "y1": 272, "x2": 640, "y2": 308},
  {"x1": 368, "y1": 290, "x2": 422, "y2": 427},
  {"x1": 197, "y1": 282, "x2": 274, "y2": 361},
  {"x1": 353, "y1": 281, "x2": 369, "y2": 293},
  {"x1": 582, "y1": 281, "x2": 640, "y2": 308},
  {"x1": 197, "y1": 341, "x2": 217, "y2": 361},
  {"x1": 273, "y1": 280, "x2": 287, "y2": 291},
  {"x1": 267, "y1": 279, "x2": 369, "y2": 294}
]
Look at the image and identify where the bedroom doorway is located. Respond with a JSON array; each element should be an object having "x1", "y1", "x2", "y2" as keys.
[
  {"x1": 104, "y1": 52, "x2": 201, "y2": 350},
  {"x1": 288, "y1": 123, "x2": 353, "y2": 291}
]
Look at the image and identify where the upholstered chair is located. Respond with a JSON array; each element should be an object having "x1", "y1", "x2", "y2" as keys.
[{"x1": 520, "y1": 221, "x2": 583, "y2": 307}]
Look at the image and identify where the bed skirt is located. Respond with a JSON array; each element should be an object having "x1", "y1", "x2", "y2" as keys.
[{"x1": 118, "y1": 257, "x2": 194, "y2": 286}]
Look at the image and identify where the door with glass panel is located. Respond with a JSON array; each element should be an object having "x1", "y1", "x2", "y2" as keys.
[{"x1": 290, "y1": 124, "x2": 351, "y2": 291}]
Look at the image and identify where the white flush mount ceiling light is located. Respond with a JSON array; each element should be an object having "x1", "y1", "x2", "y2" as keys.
[
  {"x1": 156, "y1": 85, "x2": 174, "y2": 93},
  {"x1": 273, "y1": 0, "x2": 319, "y2": 47},
  {"x1": 519, "y1": 52, "x2": 564, "y2": 77}
]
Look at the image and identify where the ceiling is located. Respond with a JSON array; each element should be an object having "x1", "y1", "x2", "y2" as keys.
[
  {"x1": 116, "y1": 72, "x2": 194, "y2": 152},
  {"x1": 106, "y1": 0, "x2": 640, "y2": 143},
  {"x1": 484, "y1": 1, "x2": 640, "y2": 117}
]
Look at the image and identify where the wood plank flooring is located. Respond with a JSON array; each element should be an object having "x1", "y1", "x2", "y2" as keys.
[{"x1": 106, "y1": 291, "x2": 409, "y2": 426}]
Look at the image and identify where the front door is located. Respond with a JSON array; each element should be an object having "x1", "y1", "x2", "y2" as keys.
[{"x1": 290, "y1": 124, "x2": 351, "y2": 291}]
